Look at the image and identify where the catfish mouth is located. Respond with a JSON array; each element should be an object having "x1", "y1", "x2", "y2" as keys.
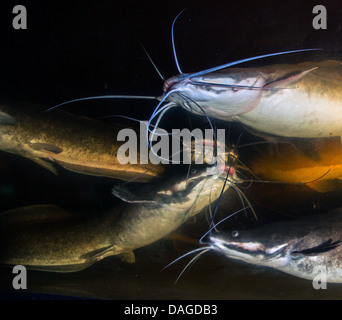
[
  {"x1": 212, "y1": 237, "x2": 267, "y2": 256},
  {"x1": 209, "y1": 235, "x2": 296, "y2": 267},
  {"x1": 211, "y1": 234, "x2": 342, "y2": 266},
  {"x1": 163, "y1": 78, "x2": 176, "y2": 93},
  {"x1": 163, "y1": 74, "x2": 191, "y2": 93},
  {"x1": 168, "y1": 164, "x2": 236, "y2": 194}
]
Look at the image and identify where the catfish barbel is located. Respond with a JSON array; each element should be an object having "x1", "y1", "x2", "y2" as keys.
[
  {"x1": 0, "y1": 100, "x2": 163, "y2": 182},
  {"x1": 51, "y1": 55, "x2": 323, "y2": 142},
  {"x1": 0, "y1": 164, "x2": 239, "y2": 272},
  {"x1": 46, "y1": 10, "x2": 320, "y2": 144}
]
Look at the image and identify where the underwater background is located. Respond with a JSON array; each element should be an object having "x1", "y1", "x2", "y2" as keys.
[{"x1": 1, "y1": 0, "x2": 342, "y2": 299}]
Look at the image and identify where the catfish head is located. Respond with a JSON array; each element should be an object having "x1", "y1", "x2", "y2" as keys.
[
  {"x1": 209, "y1": 220, "x2": 341, "y2": 270},
  {"x1": 162, "y1": 65, "x2": 318, "y2": 120}
]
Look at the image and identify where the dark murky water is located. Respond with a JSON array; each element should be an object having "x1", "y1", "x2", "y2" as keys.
[{"x1": 1, "y1": 0, "x2": 342, "y2": 300}]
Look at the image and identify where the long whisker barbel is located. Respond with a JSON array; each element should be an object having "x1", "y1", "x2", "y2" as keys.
[
  {"x1": 199, "y1": 206, "x2": 250, "y2": 245},
  {"x1": 45, "y1": 95, "x2": 158, "y2": 113},
  {"x1": 42, "y1": 10, "x2": 322, "y2": 185},
  {"x1": 171, "y1": 9, "x2": 187, "y2": 74},
  {"x1": 161, "y1": 246, "x2": 212, "y2": 272},
  {"x1": 163, "y1": 205, "x2": 250, "y2": 283},
  {"x1": 173, "y1": 248, "x2": 211, "y2": 284},
  {"x1": 139, "y1": 42, "x2": 165, "y2": 81}
]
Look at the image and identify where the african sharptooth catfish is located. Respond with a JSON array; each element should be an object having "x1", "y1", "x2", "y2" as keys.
[
  {"x1": 209, "y1": 209, "x2": 342, "y2": 283},
  {"x1": 0, "y1": 165, "x2": 238, "y2": 272},
  {"x1": 166, "y1": 60, "x2": 342, "y2": 140},
  {"x1": 0, "y1": 100, "x2": 163, "y2": 182},
  {"x1": 244, "y1": 137, "x2": 342, "y2": 193}
]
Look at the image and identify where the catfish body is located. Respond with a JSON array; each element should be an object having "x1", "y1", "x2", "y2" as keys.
[
  {"x1": 0, "y1": 205, "x2": 114, "y2": 271},
  {"x1": 167, "y1": 60, "x2": 342, "y2": 139},
  {"x1": 0, "y1": 100, "x2": 163, "y2": 181},
  {"x1": 210, "y1": 209, "x2": 342, "y2": 283},
  {"x1": 0, "y1": 166, "x2": 236, "y2": 271},
  {"x1": 234, "y1": 61, "x2": 342, "y2": 139},
  {"x1": 246, "y1": 137, "x2": 342, "y2": 193}
]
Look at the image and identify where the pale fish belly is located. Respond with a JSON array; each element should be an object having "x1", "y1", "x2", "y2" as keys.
[
  {"x1": 279, "y1": 254, "x2": 342, "y2": 283},
  {"x1": 233, "y1": 90, "x2": 342, "y2": 139}
]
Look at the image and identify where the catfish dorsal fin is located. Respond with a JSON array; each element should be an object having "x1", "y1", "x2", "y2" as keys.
[
  {"x1": 293, "y1": 239, "x2": 342, "y2": 256},
  {"x1": 265, "y1": 67, "x2": 318, "y2": 88}
]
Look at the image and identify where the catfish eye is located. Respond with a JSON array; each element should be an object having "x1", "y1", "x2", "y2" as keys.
[{"x1": 231, "y1": 230, "x2": 239, "y2": 238}]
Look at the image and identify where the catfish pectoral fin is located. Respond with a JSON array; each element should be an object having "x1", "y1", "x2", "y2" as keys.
[
  {"x1": 29, "y1": 142, "x2": 63, "y2": 154},
  {"x1": 112, "y1": 185, "x2": 157, "y2": 204},
  {"x1": 82, "y1": 245, "x2": 116, "y2": 263},
  {"x1": 31, "y1": 157, "x2": 58, "y2": 175},
  {"x1": 118, "y1": 251, "x2": 136, "y2": 264},
  {"x1": 265, "y1": 67, "x2": 318, "y2": 88},
  {"x1": 84, "y1": 245, "x2": 136, "y2": 264}
]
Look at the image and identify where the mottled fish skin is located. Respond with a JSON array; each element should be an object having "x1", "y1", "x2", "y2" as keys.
[
  {"x1": 210, "y1": 209, "x2": 342, "y2": 283},
  {"x1": 0, "y1": 100, "x2": 163, "y2": 182},
  {"x1": 0, "y1": 205, "x2": 113, "y2": 272},
  {"x1": 169, "y1": 60, "x2": 342, "y2": 140},
  {"x1": 234, "y1": 61, "x2": 342, "y2": 139},
  {"x1": 0, "y1": 166, "x2": 238, "y2": 272}
]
